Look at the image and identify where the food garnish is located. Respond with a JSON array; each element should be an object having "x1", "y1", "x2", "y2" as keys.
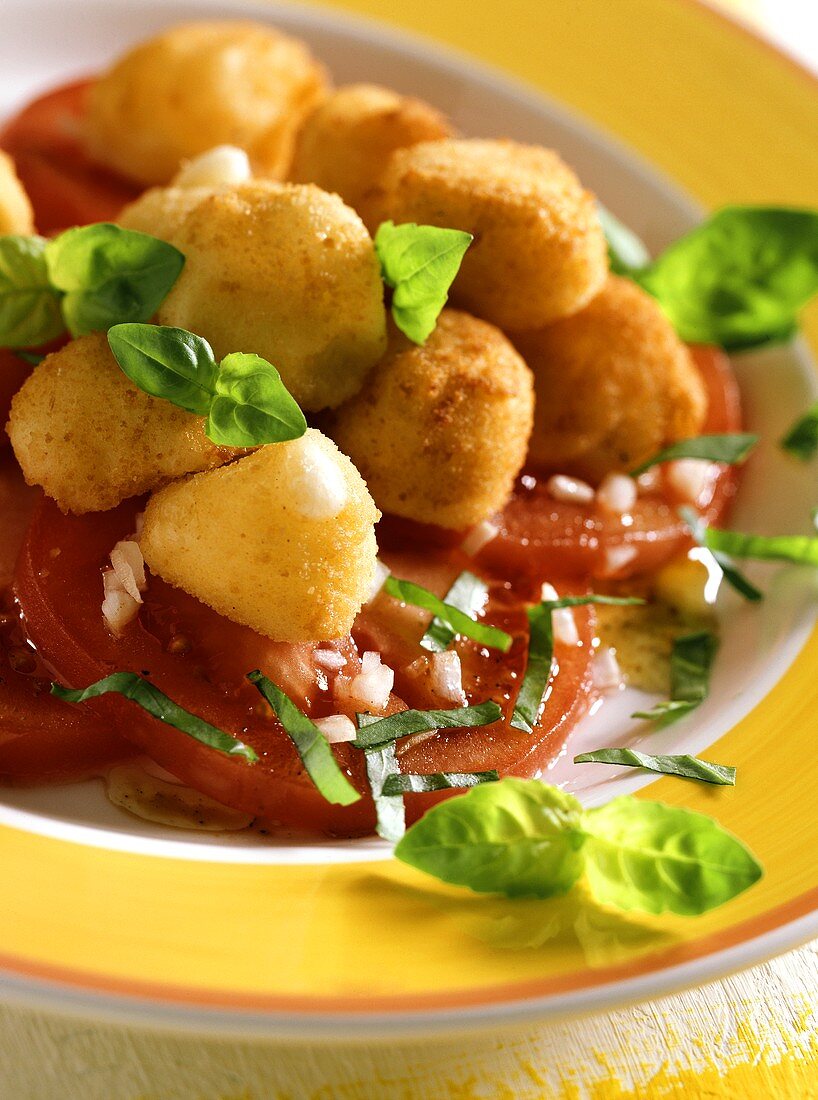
[
  {"x1": 629, "y1": 432, "x2": 757, "y2": 476},
  {"x1": 381, "y1": 770, "x2": 499, "y2": 794},
  {"x1": 781, "y1": 401, "x2": 818, "y2": 460},
  {"x1": 382, "y1": 575, "x2": 512, "y2": 652},
  {"x1": 574, "y1": 748, "x2": 736, "y2": 785},
  {"x1": 353, "y1": 702, "x2": 502, "y2": 750},
  {"x1": 632, "y1": 630, "x2": 719, "y2": 725},
  {"x1": 420, "y1": 570, "x2": 489, "y2": 652}
]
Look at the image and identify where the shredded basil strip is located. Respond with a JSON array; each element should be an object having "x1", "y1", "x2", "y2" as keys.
[
  {"x1": 511, "y1": 595, "x2": 645, "y2": 734},
  {"x1": 781, "y1": 402, "x2": 818, "y2": 461},
  {"x1": 382, "y1": 770, "x2": 499, "y2": 795},
  {"x1": 247, "y1": 671, "x2": 360, "y2": 806},
  {"x1": 574, "y1": 748, "x2": 735, "y2": 786},
  {"x1": 353, "y1": 701, "x2": 502, "y2": 750},
  {"x1": 633, "y1": 630, "x2": 719, "y2": 725},
  {"x1": 630, "y1": 433, "x2": 758, "y2": 477},
  {"x1": 705, "y1": 525, "x2": 818, "y2": 565},
  {"x1": 420, "y1": 570, "x2": 489, "y2": 653},
  {"x1": 597, "y1": 204, "x2": 651, "y2": 275},
  {"x1": 680, "y1": 506, "x2": 764, "y2": 602},
  {"x1": 364, "y1": 742, "x2": 405, "y2": 841},
  {"x1": 383, "y1": 575, "x2": 512, "y2": 652},
  {"x1": 52, "y1": 672, "x2": 258, "y2": 763}
]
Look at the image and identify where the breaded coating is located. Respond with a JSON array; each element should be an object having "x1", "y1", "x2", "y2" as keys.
[
  {"x1": 7, "y1": 333, "x2": 235, "y2": 514},
  {"x1": 327, "y1": 310, "x2": 534, "y2": 529},
  {"x1": 118, "y1": 185, "x2": 212, "y2": 240},
  {"x1": 516, "y1": 276, "x2": 707, "y2": 482},
  {"x1": 141, "y1": 430, "x2": 379, "y2": 642},
  {"x1": 157, "y1": 181, "x2": 388, "y2": 411},
  {"x1": 0, "y1": 150, "x2": 34, "y2": 234},
  {"x1": 289, "y1": 84, "x2": 453, "y2": 212},
  {"x1": 361, "y1": 138, "x2": 608, "y2": 331},
  {"x1": 85, "y1": 21, "x2": 328, "y2": 186}
]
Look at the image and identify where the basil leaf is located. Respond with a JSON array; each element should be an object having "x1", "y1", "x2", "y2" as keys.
[
  {"x1": 107, "y1": 323, "x2": 217, "y2": 414},
  {"x1": 0, "y1": 235, "x2": 64, "y2": 348},
  {"x1": 51, "y1": 672, "x2": 257, "y2": 762},
  {"x1": 597, "y1": 204, "x2": 650, "y2": 275},
  {"x1": 633, "y1": 630, "x2": 718, "y2": 725},
  {"x1": 353, "y1": 701, "x2": 502, "y2": 750},
  {"x1": 680, "y1": 506, "x2": 764, "y2": 602},
  {"x1": 632, "y1": 206, "x2": 818, "y2": 349},
  {"x1": 383, "y1": 575, "x2": 512, "y2": 652},
  {"x1": 394, "y1": 777, "x2": 587, "y2": 898},
  {"x1": 781, "y1": 401, "x2": 818, "y2": 461},
  {"x1": 511, "y1": 595, "x2": 645, "y2": 734},
  {"x1": 364, "y1": 742, "x2": 405, "y2": 841},
  {"x1": 420, "y1": 570, "x2": 488, "y2": 653},
  {"x1": 574, "y1": 748, "x2": 735, "y2": 785},
  {"x1": 247, "y1": 671, "x2": 360, "y2": 806},
  {"x1": 375, "y1": 220, "x2": 473, "y2": 344},
  {"x1": 207, "y1": 352, "x2": 307, "y2": 447},
  {"x1": 14, "y1": 350, "x2": 45, "y2": 365},
  {"x1": 629, "y1": 433, "x2": 758, "y2": 477},
  {"x1": 705, "y1": 525, "x2": 818, "y2": 565},
  {"x1": 582, "y1": 796, "x2": 762, "y2": 915},
  {"x1": 45, "y1": 223, "x2": 185, "y2": 337},
  {"x1": 382, "y1": 770, "x2": 499, "y2": 795}
]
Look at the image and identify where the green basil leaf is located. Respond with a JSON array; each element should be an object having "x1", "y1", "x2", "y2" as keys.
[
  {"x1": 633, "y1": 206, "x2": 818, "y2": 349},
  {"x1": 247, "y1": 671, "x2": 360, "y2": 806},
  {"x1": 14, "y1": 349, "x2": 45, "y2": 365},
  {"x1": 107, "y1": 323, "x2": 217, "y2": 415},
  {"x1": 384, "y1": 575, "x2": 512, "y2": 652},
  {"x1": 394, "y1": 777, "x2": 587, "y2": 898},
  {"x1": 574, "y1": 748, "x2": 735, "y2": 785},
  {"x1": 420, "y1": 570, "x2": 488, "y2": 653},
  {"x1": 382, "y1": 770, "x2": 499, "y2": 795},
  {"x1": 680, "y1": 506, "x2": 764, "y2": 602},
  {"x1": 633, "y1": 630, "x2": 718, "y2": 725},
  {"x1": 45, "y1": 223, "x2": 185, "y2": 337},
  {"x1": 353, "y1": 701, "x2": 502, "y2": 751},
  {"x1": 780, "y1": 401, "x2": 818, "y2": 461},
  {"x1": 705, "y1": 525, "x2": 818, "y2": 565},
  {"x1": 364, "y1": 742, "x2": 405, "y2": 841},
  {"x1": 582, "y1": 796, "x2": 762, "y2": 914},
  {"x1": 0, "y1": 235, "x2": 64, "y2": 348},
  {"x1": 597, "y1": 204, "x2": 650, "y2": 275},
  {"x1": 207, "y1": 352, "x2": 307, "y2": 447},
  {"x1": 51, "y1": 672, "x2": 257, "y2": 762},
  {"x1": 511, "y1": 595, "x2": 645, "y2": 734},
  {"x1": 629, "y1": 433, "x2": 758, "y2": 477},
  {"x1": 375, "y1": 220, "x2": 473, "y2": 344}
]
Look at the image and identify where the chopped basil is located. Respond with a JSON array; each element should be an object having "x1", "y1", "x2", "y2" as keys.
[
  {"x1": 632, "y1": 630, "x2": 719, "y2": 725},
  {"x1": 511, "y1": 595, "x2": 645, "y2": 734},
  {"x1": 13, "y1": 350, "x2": 45, "y2": 366},
  {"x1": 781, "y1": 402, "x2": 818, "y2": 461},
  {"x1": 44, "y1": 223, "x2": 185, "y2": 338},
  {"x1": 629, "y1": 433, "x2": 758, "y2": 477},
  {"x1": 353, "y1": 701, "x2": 502, "y2": 751},
  {"x1": 52, "y1": 672, "x2": 257, "y2": 762},
  {"x1": 680, "y1": 506, "x2": 764, "y2": 602},
  {"x1": 383, "y1": 575, "x2": 512, "y2": 652},
  {"x1": 364, "y1": 742, "x2": 406, "y2": 841},
  {"x1": 375, "y1": 220, "x2": 473, "y2": 344},
  {"x1": 597, "y1": 204, "x2": 651, "y2": 275},
  {"x1": 705, "y1": 525, "x2": 818, "y2": 565},
  {"x1": 0, "y1": 235, "x2": 63, "y2": 348},
  {"x1": 625, "y1": 206, "x2": 818, "y2": 349},
  {"x1": 247, "y1": 671, "x2": 360, "y2": 806},
  {"x1": 420, "y1": 570, "x2": 488, "y2": 653},
  {"x1": 108, "y1": 323, "x2": 306, "y2": 448},
  {"x1": 382, "y1": 770, "x2": 499, "y2": 795},
  {"x1": 395, "y1": 777, "x2": 761, "y2": 912},
  {"x1": 574, "y1": 748, "x2": 735, "y2": 785}
]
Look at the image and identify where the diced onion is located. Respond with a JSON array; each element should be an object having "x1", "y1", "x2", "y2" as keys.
[
  {"x1": 540, "y1": 582, "x2": 579, "y2": 646},
  {"x1": 461, "y1": 520, "x2": 499, "y2": 556},
  {"x1": 337, "y1": 651, "x2": 395, "y2": 712},
  {"x1": 314, "y1": 648, "x2": 346, "y2": 671},
  {"x1": 667, "y1": 458, "x2": 716, "y2": 505},
  {"x1": 101, "y1": 569, "x2": 140, "y2": 635},
  {"x1": 636, "y1": 467, "x2": 662, "y2": 494},
  {"x1": 601, "y1": 544, "x2": 638, "y2": 576},
  {"x1": 429, "y1": 650, "x2": 467, "y2": 706},
  {"x1": 110, "y1": 539, "x2": 146, "y2": 603},
  {"x1": 314, "y1": 714, "x2": 358, "y2": 743},
  {"x1": 592, "y1": 646, "x2": 623, "y2": 692},
  {"x1": 546, "y1": 474, "x2": 595, "y2": 505},
  {"x1": 173, "y1": 145, "x2": 252, "y2": 189},
  {"x1": 596, "y1": 473, "x2": 637, "y2": 515}
]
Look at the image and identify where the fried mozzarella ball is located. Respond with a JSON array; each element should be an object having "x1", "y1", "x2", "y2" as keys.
[
  {"x1": 516, "y1": 276, "x2": 707, "y2": 482},
  {"x1": 289, "y1": 84, "x2": 453, "y2": 212},
  {"x1": 7, "y1": 333, "x2": 235, "y2": 514},
  {"x1": 361, "y1": 138, "x2": 608, "y2": 331},
  {"x1": 326, "y1": 310, "x2": 534, "y2": 529},
  {"x1": 85, "y1": 21, "x2": 328, "y2": 186},
  {"x1": 0, "y1": 150, "x2": 34, "y2": 234},
  {"x1": 157, "y1": 181, "x2": 388, "y2": 411},
  {"x1": 140, "y1": 430, "x2": 379, "y2": 642}
]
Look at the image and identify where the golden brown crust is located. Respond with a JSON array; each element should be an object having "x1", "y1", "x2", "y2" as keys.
[
  {"x1": 326, "y1": 309, "x2": 534, "y2": 529},
  {"x1": 515, "y1": 276, "x2": 707, "y2": 481},
  {"x1": 0, "y1": 150, "x2": 34, "y2": 234}
]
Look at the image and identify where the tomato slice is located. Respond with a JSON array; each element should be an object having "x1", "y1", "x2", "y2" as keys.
[
  {"x1": 482, "y1": 346, "x2": 742, "y2": 581},
  {"x1": 0, "y1": 80, "x2": 139, "y2": 233}
]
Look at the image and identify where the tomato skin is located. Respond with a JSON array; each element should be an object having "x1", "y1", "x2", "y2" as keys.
[
  {"x1": 0, "y1": 81, "x2": 139, "y2": 234},
  {"x1": 482, "y1": 346, "x2": 742, "y2": 582}
]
